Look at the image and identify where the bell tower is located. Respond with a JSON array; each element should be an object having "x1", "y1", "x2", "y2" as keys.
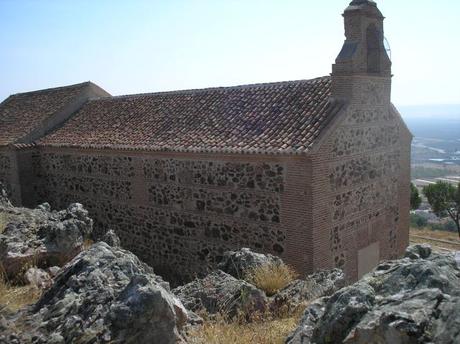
[{"x1": 332, "y1": 0, "x2": 392, "y2": 102}]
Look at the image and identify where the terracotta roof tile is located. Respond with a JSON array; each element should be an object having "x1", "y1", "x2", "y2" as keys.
[
  {"x1": 39, "y1": 76, "x2": 341, "y2": 154},
  {"x1": 0, "y1": 82, "x2": 92, "y2": 146}
]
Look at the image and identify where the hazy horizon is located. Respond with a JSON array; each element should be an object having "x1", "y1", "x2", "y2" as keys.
[
  {"x1": 399, "y1": 104, "x2": 460, "y2": 119},
  {"x1": 1, "y1": 0, "x2": 459, "y2": 108}
]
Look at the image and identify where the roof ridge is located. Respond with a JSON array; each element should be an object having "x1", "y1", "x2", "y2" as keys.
[
  {"x1": 90, "y1": 76, "x2": 331, "y2": 102},
  {"x1": 10, "y1": 81, "x2": 93, "y2": 97}
]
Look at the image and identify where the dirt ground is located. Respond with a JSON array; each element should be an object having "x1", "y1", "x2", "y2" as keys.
[{"x1": 410, "y1": 227, "x2": 460, "y2": 252}]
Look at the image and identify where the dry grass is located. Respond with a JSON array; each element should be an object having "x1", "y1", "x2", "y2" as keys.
[
  {"x1": 244, "y1": 262, "x2": 298, "y2": 296},
  {"x1": 0, "y1": 211, "x2": 10, "y2": 233},
  {"x1": 188, "y1": 309, "x2": 303, "y2": 344},
  {"x1": 0, "y1": 265, "x2": 42, "y2": 312},
  {"x1": 82, "y1": 238, "x2": 94, "y2": 250},
  {"x1": 0, "y1": 214, "x2": 41, "y2": 311},
  {"x1": 188, "y1": 262, "x2": 305, "y2": 344},
  {"x1": 410, "y1": 227, "x2": 460, "y2": 252},
  {"x1": 410, "y1": 227, "x2": 459, "y2": 243}
]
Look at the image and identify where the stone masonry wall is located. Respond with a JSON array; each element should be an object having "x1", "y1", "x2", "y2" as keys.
[
  {"x1": 30, "y1": 149, "x2": 311, "y2": 284},
  {"x1": 311, "y1": 76, "x2": 411, "y2": 281},
  {"x1": 0, "y1": 152, "x2": 12, "y2": 189},
  {"x1": 0, "y1": 148, "x2": 21, "y2": 204}
]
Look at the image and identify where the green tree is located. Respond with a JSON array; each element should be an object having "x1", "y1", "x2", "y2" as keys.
[
  {"x1": 423, "y1": 181, "x2": 460, "y2": 238},
  {"x1": 410, "y1": 213, "x2": 427, "y2": 228},
  {"x1": 410, "y1": 183, "x2": 422, "y2": 210}
]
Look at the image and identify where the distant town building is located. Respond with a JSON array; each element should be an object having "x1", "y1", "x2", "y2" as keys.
[{"x1": 0, "y1": 0, "x2": 411, "y2": 282}]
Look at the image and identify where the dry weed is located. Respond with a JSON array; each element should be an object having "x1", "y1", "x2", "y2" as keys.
[
  {"x1": 188, "y1": 308, "x2": 303, "y2": 344},
  {"x1": 245, "y1": 262, "x2": 298, "y2": 296},
  {"x1": 410, "y1": 227, "x2": 459, "y2": 242},
  {"x1": 0, "y1": 264, "x2": 41, "y2": 312},
  {"x1": 82, "y1": 238, "x2": 94, "y2": 250},
  {"x1": 0, "y1": 211, "x2": 9, "y2": 233}
]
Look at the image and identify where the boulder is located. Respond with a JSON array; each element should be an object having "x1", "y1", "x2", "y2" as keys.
[
  {"x1": 0, "y1": 202, "x2": 93, "y2": 277},
  {"x1": 0, "y1": 242, "x2": 188, "y2": 344},
  {"x1": 287, "y1": 245, "x2": 460, "y2": 344},
  {"x1": 101, "y1": 229, "x2": 121, "y2": 247},
  {"x1": 173, "y1": 270, "x2": 267, "y2": 318},
  {"x1": 218, "y1": 247, "x2": 284, "y2": 280},
  {"x1": 23, "y1": 267, "x2": 52, "y2": 289},
  {"x1": 272, "y1": 269, "x2": 345, "y2": 312},
  {"x1": 342, "y1": 288, "x2": 446, "y2": 344},
  {"x1": 404, "y1": 243, "x2": 432, "y2": 259},
  {"x1": 0, "y1": 184, "x2": 11, "y2": 207},
  {"x1": 47, "y1": 266, "x2": 61, "y2": 278},
  {"x1": 431, "y1": 295, "x2": 460, "y2": 343}
]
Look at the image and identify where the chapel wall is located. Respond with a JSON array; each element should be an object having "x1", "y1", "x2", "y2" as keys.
[
  {"x1": 30, "y1": 148, "x2": 312, "y2": 283},
  {"x1": 0, "y1": 147, "x2": 22, "y2": 205},
  {"x1": 311, "y1": 76, "x2": 411, "y2": 281}
]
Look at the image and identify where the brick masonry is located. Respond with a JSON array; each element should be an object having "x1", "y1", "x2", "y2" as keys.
[
  {"x1": 310, "y1": 77, "x2": 411, "y2": 281},
  {"x1": 0, "y1": 1, "x2": 412, "y2": 284},
  {"x1": 1, "y1": 95, "x2": 411, "y2": 283},
  {"x1": 17, "y1": 148, "x2": 311, "y2": 283}
]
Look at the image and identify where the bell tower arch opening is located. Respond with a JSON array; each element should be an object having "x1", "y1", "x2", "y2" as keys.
[{"x1": 366, "y1": 24, "x2": 381, "y2": 73}]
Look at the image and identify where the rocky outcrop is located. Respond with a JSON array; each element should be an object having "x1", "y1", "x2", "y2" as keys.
[
  {"x1": 0, "y1": 183, "x2": 11, "y2": 207},
  {"x1": 102, "y1": 229, "x2": 121, "y2": 247},
  {"x1": 23, "y1": 267, "x2": 53, "y2": 289},
  {"x1": 287, "y1": 245, "x2": 460, "y2": 344},
  {"x1": 173, "y1": 270, "x2": 267, "y2": 318},
  {"x1": 0, "y1": 200, "x2": 93, "y2": 277},
  {"x1": 272, "y1": 269, "x2": 345, "y2": 312},
  {"x1": 218, "y1": 247, "x2": 284, "y2": 280},
  {"x1": 0, "y1": 242, "x2": 188, "y2": 344}
]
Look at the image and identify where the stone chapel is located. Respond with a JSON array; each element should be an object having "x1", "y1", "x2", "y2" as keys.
[{"x1": 0, "y1": 0, "x2": 411, "y2": 282}]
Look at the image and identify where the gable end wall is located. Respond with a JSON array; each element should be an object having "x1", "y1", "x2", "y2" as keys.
[{"x1": 310, "y1": 76, "x2": 411, "y2": 281}]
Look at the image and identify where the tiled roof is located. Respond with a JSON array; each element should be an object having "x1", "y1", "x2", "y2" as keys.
[
  {"x1": 40, "y1": 76, "x2": 342, "y2": 154},
  {"x1": 0, "y1": 82, "x2": 93, "y2": 146}
]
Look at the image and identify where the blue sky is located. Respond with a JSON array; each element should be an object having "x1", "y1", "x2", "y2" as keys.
[{"x1": 1, "y1": 0, "x2": 459, "y2": 106}]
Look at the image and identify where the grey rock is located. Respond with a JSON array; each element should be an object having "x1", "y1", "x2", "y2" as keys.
[
  {"x1": 431, "y1": 296, "x2": 460, "y2": 343},
  {"x1": 23, "y1": 267, "x2": 52, "y2": 289},
  {"x1": 185, "y1": 309, "x2": 204, "y2": 326},
  {"x1": 363, "y1": 249, "x2": 460, "y2": 297},
  {"x1": 218, "y1": 247, "x2": 283, "y2": 280},
  {"x1": 0, "y1": 202, "x2": 93, "y2": 277},
  {"x1": 101, "y1": 229, "x2": 121, "y2": 247},
  {"x1": 404, "y1": 243, "x2": 432, "y2": 259},
  {"x1": 285, "y1": 298, "x2": 328, "y2": 344},
  {"x1": 36, "y1": 203, "x2": 51, "y2": 212},
  {"x1": 313, "y1": 282, "x2": 376, "y2": 343},
  {"x1": 272, "y1": 269, "x2": 345, "y2": 312},
  {"x1": 0, "y1": 242, "x2": 187, "y2": 344},
  {"x1": 47, "y1": 266, "x2": 61, "y2": 278},
  {"x1": 343, "y1": 288, "x2": 445, "y2": 344},
  {"x1": 173, "y1": 270, "x2": 267, "y2": 318},
  {"x1": 0, "y1": 184, "x2": 11, "y2": 208},
  {"x1": 287, "y1": 245, "x2": 460, "y2": 344}
]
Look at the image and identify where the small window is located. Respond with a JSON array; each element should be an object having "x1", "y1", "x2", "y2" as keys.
[{"x1": 367, "y1": 24, "x2": 381, "y2": 73}]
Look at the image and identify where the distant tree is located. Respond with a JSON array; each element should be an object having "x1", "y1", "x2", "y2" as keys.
[
  {"x1": 443, "y1": 220, "x2": 457, "y2": 232},
  {"x1": 423, "y1": 181, "x2": 460, "y2": 238},
  {"x1": 410, "y1": 213, "x2": 428, "y2": 228},
  {"x1": 410, "y1": 183, "x2": 422, "y2": 210}
]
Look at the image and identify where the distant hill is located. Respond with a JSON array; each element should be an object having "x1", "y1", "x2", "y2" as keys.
[
  {"x1": 398, "y1": 104, "x2": 460, "y2": 141},
  {"x1": 397, "y1": 105, "x2": 460, "y2": 167},
  {"x1": 398, "y1": 104, "x2": 460, "y2": 120}
]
